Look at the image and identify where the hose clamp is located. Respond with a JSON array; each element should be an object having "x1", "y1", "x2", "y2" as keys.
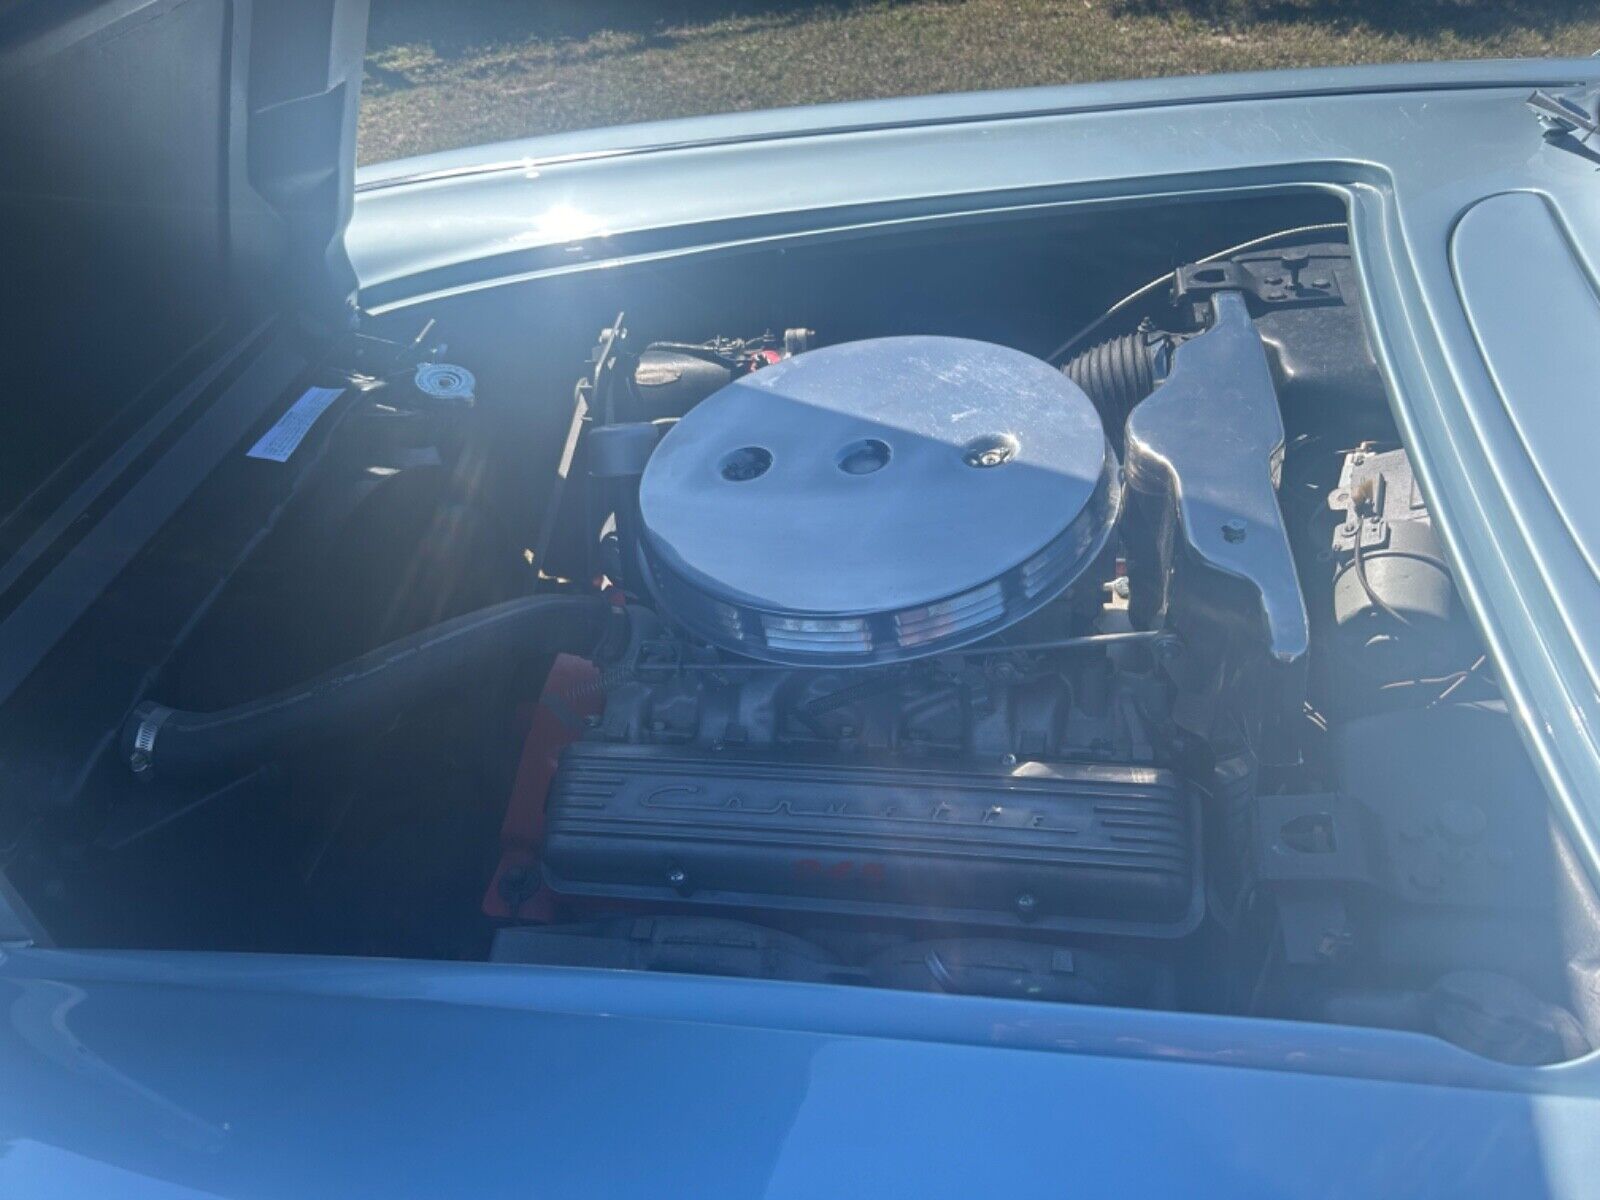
[{"x1": 129, "y1": 705, "x2": 171, "y2": 778}]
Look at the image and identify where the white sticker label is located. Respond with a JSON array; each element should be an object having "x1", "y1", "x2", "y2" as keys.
[{"x1": 246, "y1": 386, "x2": 344, "y2": 462}]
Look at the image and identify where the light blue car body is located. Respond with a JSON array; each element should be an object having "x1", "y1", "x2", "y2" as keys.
[{"x1": 7, "y1": 56, "x2": 1600, "y2": 1198}]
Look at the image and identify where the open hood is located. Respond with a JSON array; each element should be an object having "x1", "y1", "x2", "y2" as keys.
[{"x1": 0, "y1": 0, "x2": 368, "y2": 549}]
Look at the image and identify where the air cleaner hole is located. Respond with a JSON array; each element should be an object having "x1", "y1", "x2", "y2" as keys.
[
  {"x1": 719, "y1": 446, "x2": 773, "y2": 481},
  {"x1": 837, "y1": 438, "x2": 892, "y2": 475}
]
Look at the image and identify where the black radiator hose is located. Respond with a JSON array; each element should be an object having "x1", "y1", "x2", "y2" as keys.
[{"x1": 122, "y1": 594, "x2": 625, "y2": 784}]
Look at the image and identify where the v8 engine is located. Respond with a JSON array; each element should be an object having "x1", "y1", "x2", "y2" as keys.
[
  {"x1": 520, "y1": 253, "x2": 1335, "y2": 941},
  {"x1": 536, "y1": 333, "x2": 1204, "y2": 939}
]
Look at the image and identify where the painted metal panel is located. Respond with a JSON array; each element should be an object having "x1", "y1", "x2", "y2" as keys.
[{"x1": 0, "y1": 949, "x2": 1597, "y2": 1198}]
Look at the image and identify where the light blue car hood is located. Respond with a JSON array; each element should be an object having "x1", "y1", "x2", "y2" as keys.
[{"x1": 1, "y1": 947, "x2": 1597, "y2": 1198}]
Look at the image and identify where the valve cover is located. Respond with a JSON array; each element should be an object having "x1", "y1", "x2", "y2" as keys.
[{"x1": 542, "y1": 744, "x2": 1202, "y2": 937}]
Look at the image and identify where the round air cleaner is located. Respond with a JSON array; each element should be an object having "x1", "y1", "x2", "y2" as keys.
[{"x1": 637, "y1": 336, "x2": 1121, "y2": 664}]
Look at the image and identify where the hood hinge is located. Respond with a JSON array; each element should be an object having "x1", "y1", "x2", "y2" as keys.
[{"x1": 1527, "y1": 86, "x2": 1600, "y2": 163}]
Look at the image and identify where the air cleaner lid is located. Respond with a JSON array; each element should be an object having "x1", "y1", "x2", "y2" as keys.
[{"x1": 637, "y1": 336, "x2": 1120, "y2": 664}]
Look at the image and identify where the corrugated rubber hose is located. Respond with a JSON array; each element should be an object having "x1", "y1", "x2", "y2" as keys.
[
  {"x1": 122, "y1": 593, "x2": 624, "y2": 784},
  {"x1": 1063, "y1": 330, "x2": 1160, "y2": 435}
]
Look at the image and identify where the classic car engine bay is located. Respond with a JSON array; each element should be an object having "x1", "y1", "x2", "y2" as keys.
[{"x1": 11, "y1": 199, "x2": 1600, "y2": 1066}]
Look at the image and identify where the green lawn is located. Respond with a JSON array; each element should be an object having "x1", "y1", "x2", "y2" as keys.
[{"x1": 359, "y1": 0, "x2": 1600, "y2": 164}]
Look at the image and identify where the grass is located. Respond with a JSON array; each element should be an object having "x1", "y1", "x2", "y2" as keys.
[{"x1": 359, "y1": 0, "x2": 1600, "y2": 164}]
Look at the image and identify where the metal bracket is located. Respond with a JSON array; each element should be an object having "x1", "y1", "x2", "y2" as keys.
[
  {"x1": 1528, "y1": 86, "x2": 1600, "y2": 139},
  {"x1": 1173, "y1": 247, "x2": 1343, "y2": 311},
  {"x1": 1527, "y1": 86, "x2": 1600, "y2": 164}
]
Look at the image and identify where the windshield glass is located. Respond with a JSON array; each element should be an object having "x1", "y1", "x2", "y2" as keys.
[{"x1": 359, "y1": 0, "x2": 1600, "y2": 163}]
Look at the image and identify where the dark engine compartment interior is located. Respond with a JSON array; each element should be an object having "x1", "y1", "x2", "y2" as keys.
[{"x1": 7, "y1": 192, "x2": 1600, "y2": 1068}]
